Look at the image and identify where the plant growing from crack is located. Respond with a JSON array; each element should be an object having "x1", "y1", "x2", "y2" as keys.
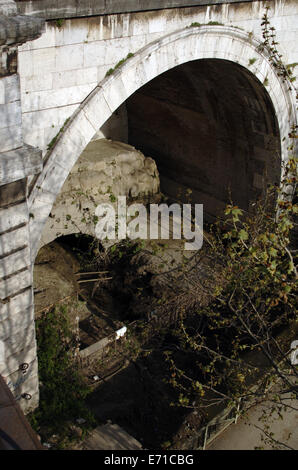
[
  {"x1": 258, "y1": 6, "x2": 296, "y2": 88},
  {"x1": 47, "y1": 117, "x2": 71, "y2": 151},
  {"x1": 105, "y1": 52, "x2": 134, "y2": 77}
]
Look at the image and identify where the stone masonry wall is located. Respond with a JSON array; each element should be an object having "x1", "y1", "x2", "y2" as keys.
[
  {"x1": 17, "y1": 0, "x2": 298, "y2": 156},
  {"x1": 0, "y1": 0, "x2": 296, "y2": 413},
  {"x1": 0, "y1": 0, "x2": 44, "y2": 412}
]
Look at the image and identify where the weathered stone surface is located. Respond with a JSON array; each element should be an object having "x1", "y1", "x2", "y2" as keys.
[
  {"x1": 0, "y1": 246, "x2": 31, "y2": 278},
  {"x1": 0, "y1": 179, "x2": 26, "y2": 208},
  {"x1": 5, "y1": 358, "x2": 38, "y2": 394},
  {"x1": 0, "y1": 15, "x2": 44, "y2": 46},
  {"x1": 0, "y1": 289, "x2": 33, "y2": 321},
  {"x1": 33, "y1": 241, "x2": 80, "y2": 314},
  {"x1": 1, "y1": 320, "x2": 35, "y2": 357},
  {"x1": 0, "y1": 202, "x2": 28, "y2": 233},
  {"x1": 16, "y1": 0, "x2": 262, "y2": 20},
  {"x1": 0, "y1": 0, "x2": 17, "y2": 16},
  {"x1": 17, "y1": 1, "x2": 298, "y2": 156},
  {"x1": 0, "y1": 2, "x2": 42, "y2": 413},
  {"x1": 0, "y1": 267, "x2": 32, "y2": 300},
  {"x1": 0, "y1": 224, "x2": 29, "y2": 257},
  {"x1": 0, "y1": 124, "x2": 22, "y2": 152},
  {"x1": 0, "y1": 305, "x2": 34, "y2": 338},
  {"x1": 0, "y1": 145, "x2": 42, "y2": 185},
  {"x1": 61, "y1": 139, "x2": 159, "y2": 198},
  {"x1": 39, "y1": 139, "x2": 160, "y2": 247},
  {"x1": 0, "y1": 344, "x2": 36, "y2": 377}
]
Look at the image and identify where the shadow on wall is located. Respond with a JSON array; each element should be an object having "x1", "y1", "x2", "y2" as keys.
[{"x1": 126, "y1": 58, "x2": 281, "y2": 221}]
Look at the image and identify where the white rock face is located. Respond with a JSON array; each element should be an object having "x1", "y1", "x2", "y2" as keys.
[
  {"x1": 62, "y1": 138, "x2": 159, "y2": 199},
  {"x1": 39, "y1": 139, "x2": 160, "y2": 247},
  {"x1": 0, "y1": 0, "x2": 17, "y2": 16}
]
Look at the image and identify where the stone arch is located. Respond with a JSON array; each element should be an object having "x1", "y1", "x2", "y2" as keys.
[{"x1": 28, "y1": 25, "x2": 297, "y2": 258}]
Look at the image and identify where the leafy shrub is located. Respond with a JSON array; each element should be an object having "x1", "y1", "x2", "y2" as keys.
[{"x1": 29, "y1": 305, "x2": 95, "y2": 443}]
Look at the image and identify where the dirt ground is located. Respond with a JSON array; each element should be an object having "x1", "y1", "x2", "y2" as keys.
[{"x1": 33, "y1": 237, "x2": 210, "y2": 449}]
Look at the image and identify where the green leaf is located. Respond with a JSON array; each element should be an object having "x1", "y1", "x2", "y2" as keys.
[
  {"x1": 238, "y1": 229, "x2": 249, "y2": 241},
  {"x1": 268, "y1": 247, "x2": 278, "y2": 257}
]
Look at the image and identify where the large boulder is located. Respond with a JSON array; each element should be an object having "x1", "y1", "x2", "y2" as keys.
[{"x1": 39, "y1": 139, "x2": 160, "y2": 248}]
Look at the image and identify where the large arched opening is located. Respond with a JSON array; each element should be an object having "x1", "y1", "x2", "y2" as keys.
[
  {"x1": 28, "y1": 26, "x2": 296, "y2": 257},
  {"x1": 125, "y1": 58, "x2": 281, "y2": 221}
]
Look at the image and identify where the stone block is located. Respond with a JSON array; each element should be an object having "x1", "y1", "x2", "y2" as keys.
[
  {"x1": 0, "y1": 145, "x2": 42, "y2": 186},
  {"x1": 13, "y1": 374, "x2": 39, "y2": 403},
  {"x1": 0, "y1": 289, "x2": 33, "y2": 322},
  {"x1": 0, "y1": 267, "x2": 32, "y2": 300},
  {"x1": 0, "y1": 179, "x2": 26, "y2": 208},
  {"x1": 148, "y1": 15, "x2": 166, "y2": 34},
  {"x1": 120, "y1": 60, "x2": 148, "y2": 97},
  {"x1": 22, "y1": 83, "x2": 95, "y2": 112},
  {"x1": 23, "y1": 128, "x2": 45, "y2": 152},
  {"x1": 1, "y1": 321, "x2": 36, "y2": 358},
  {"x1": 0, "y1": 224, "x2": 29, "y2": 257},
  {"x1": 79, "y1": 336, "x2": 112, "y2": 359},
  {"x1": 0, "y1": 101, "x2": 22, "y2": 129},
  {"x1": 19, "y1": 21, "x2": 56, "y2": 51},
  {"x1": 17, "y1": 50, "x2": 34, "y2": 77},
  {"x1": 83, "y1": 41, "x2": 107, "y2": 67},
  {"x1": 5, "y1": 358, "x2": 38, "y2": 395},
  {"x1": 21, "y1": 73, "x2": 53, "y2": 93},
  {"x1": 104, "y1": 37, "x2": 131, "y2": 66},
  {"x1": 55, "y1": 43, "x2": 84, "y2": 71},
  {"x1": 0, "y1": 202, "x2": 28, "y2": 233},
  {"x1": 0, "y1": 246, "x2": 31, "y2": 279},
  {"x1": 22, "y1": 104, "x2": 77, "y2": 133},
  {"x1": 0, "y1": 345, "x2": 36, "y2": 377},
  {"x1": 102, "y1": 74, "x2": 128, "y2": 113},
  {"x1": 38, "y1": 161, "x2": 69, "y2": 196},
  {"x1": 82, "y1": 89, "x2": 112, "y2": 131},
  {"x1": 0, "y1": 75, "x2": 20, "y2": 103},
  {"x1": 0, "y1": 306, "x2": 34, "y2": 339},
  {"x1": 52, "y1": 66, "x2": 97, "y2": 89},
  {"x1": 32, "y1": 47, "x2": 56, "y2": 75},
  {"x1": 0, "y1": 124, "x2": 23, "y2": 152},
  {"x1": 57, "y1": 109, "x2": 97, "y2": 161},
  {"x1": 55, "y1": 20, "x2": 88, "y2": 47}
]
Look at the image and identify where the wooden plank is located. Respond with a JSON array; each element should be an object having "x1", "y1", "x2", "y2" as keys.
[{"x1": 78, "y1": 277, "x2": 112, "y2": 283}]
